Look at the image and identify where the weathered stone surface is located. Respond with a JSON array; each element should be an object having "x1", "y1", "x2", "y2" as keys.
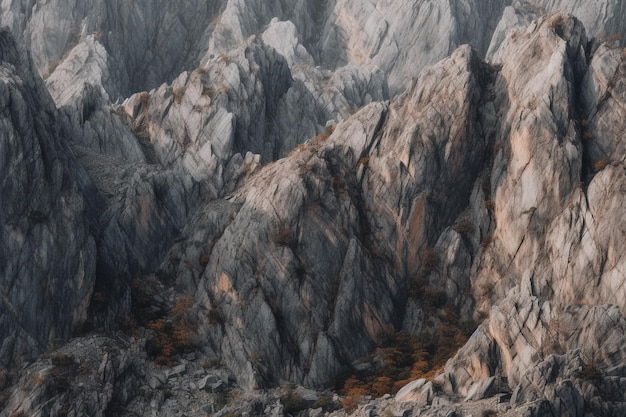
[
  {"x1": 0, "y1": 336, "x2": 141, "y2": 417},
  {"x1": 0, "y1": 28, "x2": 98, "y2": 368},
  {"x1": 150, "y1": 41, "x2": 500, "y2": 392},
  {"x1": 2, "y1": 0, "x2": 225, "y2": 96},
  {"x1": 437, "y1": 13, "x2": 626, "y2": 417},
  {"x1": 395, "y1": 379, "x2": 433, "y2": 405},
  {"x1": 5, "y1": 0, "x2": 626, "y2": 100},
  {"x1": 198, "y1": 373, "x2": 220, "y2": 391},
  {"x1": 166, "y1": 363, "x2": 186, "y2": 379},
  {"x1": 4, "y1": 2, "x2": 626, "y2": 417},
  {"x1": 465, "y1": 376, "x2": 496, "y2": 402},
  {"x1": 318, "y1": 0, "x2": 508, "y2": 94}
]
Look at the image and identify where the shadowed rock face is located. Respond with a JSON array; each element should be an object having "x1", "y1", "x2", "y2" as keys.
[
  {"x1": 4, "y1": 2, "x2": 626, "y2": 417},
  {"x1": 4, "y1": 0, "x2": 626, "y2": 97},
  {"x1": 0, "y1": 29, "x2": 98, "y2": 367}
]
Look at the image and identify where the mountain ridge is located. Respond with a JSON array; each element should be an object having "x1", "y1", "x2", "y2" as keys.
[{"x1": 2, "y1": 2, "x2": 626, "y2": 416}]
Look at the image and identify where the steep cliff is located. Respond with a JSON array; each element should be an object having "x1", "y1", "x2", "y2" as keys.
[
  {"x1": 3, "y1": 1, "x2": 626, "y2": 417},
  {"x1": 439, "y1": 13, "x2": 626, "y2": 417},
  {"x1": 0, "y1": 29, "x2": 97, "y2": 367}
]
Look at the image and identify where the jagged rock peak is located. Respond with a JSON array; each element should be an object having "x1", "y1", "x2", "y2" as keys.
[
  {"x1": 3, "y1": 4, "x2": 626, "y2": 417},
  {"x1": 439, "y1": 13, "x2": 626, "y2": 417}
]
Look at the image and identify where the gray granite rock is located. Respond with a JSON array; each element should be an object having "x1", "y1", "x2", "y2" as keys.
[
  {"x1": 4, "y1": 3, "x2": 626, "y2": 417},
  {"x1": 0, "y1": 28, "x2": 98, "y2": 368}
]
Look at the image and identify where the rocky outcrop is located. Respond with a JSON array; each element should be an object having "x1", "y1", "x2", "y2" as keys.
[
  {"x1": 119, "y1": 28, "x2": 386, "y2": 194},
  {"x1": 4, "y1": 2, "x2": 626, "y2": 417},
  {"x1": 1, "y1": 0, "x2": 225, "y2": 97},
  {"x1": 436, "y1": 12, "x2": 626, "y2": 416},
  {"x1": 0, "y1": 25, "x2": 207, "y2": 366},
  {"x1": 317, "y1": 0, "x2": 509, "y2": 93},
  {"x1": 155, "y1": 43, "x2": 498, "y2": 390},
  {"x1": 0, "y1": 336, "x2": 147, "y2": 417},
  {"x1": 4, "y1": 0, "x2": 626, "y2": 100},
  {"x1": 0, "y1": 29, "x2": 98, "y2": 367},
  {"x1": 44, "y1": 34, "x2": 146, "y2": 164},
  {"x1": 0, "y1": 334, "x2": 240, "y2": 417}
]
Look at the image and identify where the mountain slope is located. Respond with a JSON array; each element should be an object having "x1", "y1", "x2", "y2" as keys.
[{"x1": 3, "y1": 2, "x2": 626, "y2": 417}]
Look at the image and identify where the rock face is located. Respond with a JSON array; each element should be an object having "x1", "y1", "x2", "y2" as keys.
[
  {"x1": 1, "y1": 0, "x2": 225, "y2": 97},
  {"x1": 439, "y1": 13, "x2": 626, "y2": 417},
  {"x1": 4, "y1": 1, "x2": 626, "y2": 417},
  {"x1": 0, "y1": 29, "x2": 97, "y2": 367},
  {"x1": 4, "y1": 0, "x2": 626, "y2": 98},
  {"x1": 156, "y1": 44, "x2": 497, "y2": 390}
]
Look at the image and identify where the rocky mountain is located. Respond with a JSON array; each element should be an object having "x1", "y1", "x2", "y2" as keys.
[{"x1": 3, "y1": 1, "x2": 626, "y2": 416}]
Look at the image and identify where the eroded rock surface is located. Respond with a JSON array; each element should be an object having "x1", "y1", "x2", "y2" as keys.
[
  {"x1": 0, "y1": 29, "x2": 97, "y2": 367},
  {"x1": 3, "y1": 2, "x2": 626, "y2": 417},
  {"x1": 153, "y1": 44, "x2": 497, "y2": 390},
  {"x1": 439, "y1": 13, "x2": 626, "y2": 417}
]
